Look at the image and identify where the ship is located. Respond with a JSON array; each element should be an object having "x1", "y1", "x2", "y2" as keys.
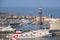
[{"x1": 6, "y1": 29, "x2": 50, "y2": 40}]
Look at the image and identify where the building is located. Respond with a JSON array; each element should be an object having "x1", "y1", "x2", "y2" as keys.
[
  {"x1": 35, "y1": 16, "x2": 40, "y2": 24},
  {"x1": 13, "y1": 15, "x2": 18, "y2": 18},
  {"x1": 0, "y1": 18, "x2": 5, "y2": 25},
  {"x1": 49, "y1": 18, "x2": 60, "y2": 30},
  {"x1": 21, "y1": 16, "x2": 26, "y2": 19}
]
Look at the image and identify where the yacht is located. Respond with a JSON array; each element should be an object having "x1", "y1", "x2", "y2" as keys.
[{"x1": 0, "y1": 25, "x2": 16, "y2": 31}]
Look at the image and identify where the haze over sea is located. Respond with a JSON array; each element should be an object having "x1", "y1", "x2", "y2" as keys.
[{"x1": 0, "y1": 7, "x2": 60, "y2": 18}]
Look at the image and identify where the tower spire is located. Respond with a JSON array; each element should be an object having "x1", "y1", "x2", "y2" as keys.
[{"x1": 38, "y1": 8, "x2": 43, "y2": 25}]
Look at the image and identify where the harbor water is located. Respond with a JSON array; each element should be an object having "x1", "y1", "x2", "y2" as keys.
[
  {"x1": 18, "y1": 36, "x2": 60, "y2": 40},
  {"x1": 0, "y1": 35, "x2": 60, "y2": 40}
]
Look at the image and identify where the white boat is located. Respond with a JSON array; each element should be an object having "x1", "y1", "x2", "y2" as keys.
[
  {"x1": 0, "y1": 25, "x2": 16, "y2": 31},
  {"x1": 20, "y1": 19, "x2": 30, "y2": 24},
  {"x1": 6, "y1": 29, "x2": 50, "y2": 39}
]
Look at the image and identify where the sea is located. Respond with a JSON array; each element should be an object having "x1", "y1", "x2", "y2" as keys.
[
  {"x1": 0, "y1": 7, "x2": 60, "y2": 18},
  {"x1": 0, "y1": 7, "x2": 60, "y2": 40}
]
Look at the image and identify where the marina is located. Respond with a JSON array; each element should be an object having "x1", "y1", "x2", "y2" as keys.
[
  {"x1": 0, "y1": 0, "x2": 60, "y2": 39},
  {"x1": 0, "y1": 7, "x2": 60, "y2": 40}
]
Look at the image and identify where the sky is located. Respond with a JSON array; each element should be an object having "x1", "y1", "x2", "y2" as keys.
[{"x1": 0, "y1": 0, "x2": 60, "y2": 7}]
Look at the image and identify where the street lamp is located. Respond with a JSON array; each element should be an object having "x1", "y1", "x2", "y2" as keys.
[{"x1": 38, "y1": 8, "x2": 43, "y2": 25}]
